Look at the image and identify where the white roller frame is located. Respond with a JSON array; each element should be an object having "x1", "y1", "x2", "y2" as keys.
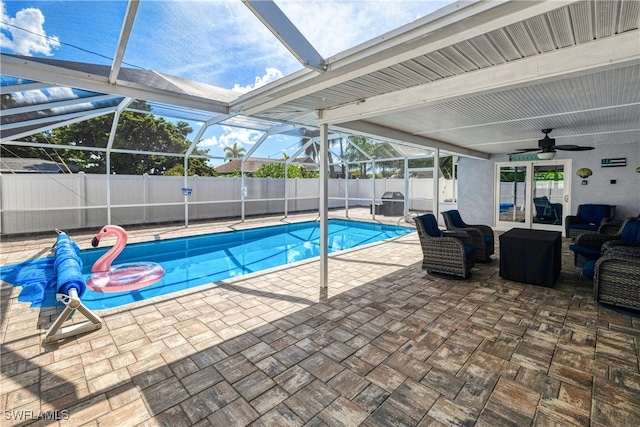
[{"x1": 44, "y1": 288, "x2": 103, "y2": 343}]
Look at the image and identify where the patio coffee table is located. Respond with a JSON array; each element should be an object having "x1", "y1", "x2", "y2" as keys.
[{"x1": 499, "y1": 228, "x2": 562, "y2": 287}]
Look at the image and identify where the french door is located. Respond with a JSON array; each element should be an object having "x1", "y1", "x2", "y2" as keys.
[{"x1": 495, "y1": 159, "x2": 572, "y2": 234}]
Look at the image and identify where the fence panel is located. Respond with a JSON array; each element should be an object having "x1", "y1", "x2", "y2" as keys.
[{"x1": 0, "y1": 174, "x2": 446, "y2": 234}]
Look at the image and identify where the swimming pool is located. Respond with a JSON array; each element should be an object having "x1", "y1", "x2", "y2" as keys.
[{"x1": 1, "y1": 219, "x2": 413, "y2": 310}]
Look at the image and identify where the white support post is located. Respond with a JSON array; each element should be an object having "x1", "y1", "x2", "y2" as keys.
[
  {"x1": 105, "y1": 97, "x2": 133, "y2": 225},
  {"x1": 241, "y1": 161, "x2": 245, "y2": 221},
  {"x1": 403, "y1": 157, "x2": 409, "y2": 216},
  {"x1": 371, "y1": 161, "x2": 376, "y2": 220},
  {"x1": 106, "y1": 151, "x2": 112, "y2": 224},
  {"x1": 143, "y1": 173, "x2": 149, "y2": 224},
  {"x1": 284, "y1": 160, "x2": 289, "y2": 217},
  {"x1": 184, "y1": 157, "x2": 190, "y2": 227},
  {"x1": 453, "y1": 156, "x2": 458, "y2": 203},
  {"x1": 345, "y1": 162, "x2": 349, "y2": 218},
  {"x1": 433, "y1": 149, "x2": 440, "y2": 224},
  {"x1": 319, "y1": 123, "x2": 329, "y2": 289}
]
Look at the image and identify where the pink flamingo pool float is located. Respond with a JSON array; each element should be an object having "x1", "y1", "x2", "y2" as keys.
[{"x1": 85, "y1": 225, "x2": 165, "y2": 293}]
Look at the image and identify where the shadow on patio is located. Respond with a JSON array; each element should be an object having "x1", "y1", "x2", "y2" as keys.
[{"x1": 2, "y1": 237, "x2": 639, "y2": 426}]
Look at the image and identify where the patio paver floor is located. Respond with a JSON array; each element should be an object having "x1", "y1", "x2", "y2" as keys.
[{"x1": 1, "y1": 209, "x2": 639, "y2": 426}]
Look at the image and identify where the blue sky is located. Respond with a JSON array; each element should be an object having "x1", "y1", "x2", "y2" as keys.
[{"x1": 1, "y1": 0, "x2": 452, "y2": 161}]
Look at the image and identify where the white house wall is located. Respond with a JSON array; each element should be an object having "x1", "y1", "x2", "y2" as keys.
[{"x1": 458, "y1": 142, "x2": 640, "y2": 227}]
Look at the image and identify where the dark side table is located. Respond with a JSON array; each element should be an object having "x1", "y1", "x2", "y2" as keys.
[{"x1": 499, "y1": 228, "x2": 562, "y2": 287}]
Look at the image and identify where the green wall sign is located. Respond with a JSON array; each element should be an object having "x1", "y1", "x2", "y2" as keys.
[{"x1": 509, "y1": 153, "x2": 539, "y2": 162}]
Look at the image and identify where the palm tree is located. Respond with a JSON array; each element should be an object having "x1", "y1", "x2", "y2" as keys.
[
  {"x1": 299, "y1": 137, "x2": 336, "y2": 178},
  {"x1": 223, "y1": 142, "x2": 245, "y2": 160},
  {"x1": 345, "y1": 136, "x2": 373, "y2": 177}
]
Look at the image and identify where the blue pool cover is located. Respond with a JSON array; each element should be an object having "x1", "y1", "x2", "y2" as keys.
[{"x1": 1, "y1": 219, "x2": 413, "y2": 310}]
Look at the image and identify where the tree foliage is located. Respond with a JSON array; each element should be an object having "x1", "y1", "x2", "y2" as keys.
[
  {"x1": 7, "y1": 105, "x2": 217, "y2": 176},
  {"x1": 252, "y1": 162, "x2": 318, "y2": 178},
  {"x1": 223, "y1": 142, "x2": 245, "y2": 159}
]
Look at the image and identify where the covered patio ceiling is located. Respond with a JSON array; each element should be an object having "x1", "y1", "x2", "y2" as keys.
[{"x1": 1, "y1": 0, "x2": 639, "y2": 160}]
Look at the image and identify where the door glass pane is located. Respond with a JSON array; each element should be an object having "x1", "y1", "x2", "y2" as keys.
[
  {"x1": 498, "y1": 166, "x2": 526, "y2": 224},
  {"x1": 532, "y1": 164, "x2": 564, "y2": 225}
]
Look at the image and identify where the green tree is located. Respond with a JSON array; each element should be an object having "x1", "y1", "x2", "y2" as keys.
[
  {"x1": 0, "y1": 133, "x2": 61, "y2": 162},
  {"x1": 253, "y1": 162, "x2": 318, "y2": 178},
  {"x1": 345, "y1": 136, "x2": 373, "y2": 178},
  {"x1": 165, "y1": 154, "x2": 218, "y2": 177},
  {"x1": 47, "y1": 110, "x2": 213, "y2": 175},
  {"x1": 408, "y1": 155, "x2": 456, "y2": 179},
  {"x1": 223, "y1": 142, "x2": 245, "y2": 159}
]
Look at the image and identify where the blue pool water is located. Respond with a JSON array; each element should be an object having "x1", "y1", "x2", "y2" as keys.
[{"x1": 1, "y1": 219, "x2": 413, "y2": 310}]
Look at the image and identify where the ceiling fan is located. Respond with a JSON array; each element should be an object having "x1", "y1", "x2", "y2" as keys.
[{"x1": 513, "y1": 129, "x2": 594, "y2": 159}]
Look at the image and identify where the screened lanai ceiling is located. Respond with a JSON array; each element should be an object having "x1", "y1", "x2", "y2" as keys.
[{"x1": 1, "y1": 0, "x2": 639, "y2": 161}]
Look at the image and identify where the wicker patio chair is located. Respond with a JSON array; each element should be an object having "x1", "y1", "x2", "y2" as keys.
[
  {"x1": 569, "y1": 217, "x2": 640, "y2": 267},
  {"x1": 414, "y1": 213, "x2": 475, "y2": 279},
  {"x1": 598, "y1": 214, "x2": 639, "y2": 235},
  {"x1": 441, "y1": 210, "x2": 494, "y2": 262},
  {"x1": 588, "y1": 245, "x2": 640, "y2": 310}
]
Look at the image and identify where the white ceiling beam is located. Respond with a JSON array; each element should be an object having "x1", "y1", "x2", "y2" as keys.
[
  {"x1": 231, "y1": 0, "x2": 578, "y2": 116},
  {"x1": 1, "y1": 54, "x2": 230, "y2": 115},
  {"x1": 109, "y1": 0, "x2": 140, "y2": 84},
  {"x1": 320, "y1": 31, "x2": 640, "y2": 124},
  {"x1": 242, "y1": 0, "x2": 325, "y2": 72},
  {"x1": 3, "y1": 94, "x2": 120, "y2": 116},
  {"x1": 0, "y1": 81, "x2": 56, "y2": 95},
  {"x1": 1, "y1": 106, "x2": 118, "y2": 131},
  {"x1": 331, "y1": 120, "x2": 489, "y2": 160},
  {"x1": 416, "y1": 102, "x2": 640, "y2": 137},
  {"x1": 0, "y1": 109, "x2": 116, "y2": 143}
]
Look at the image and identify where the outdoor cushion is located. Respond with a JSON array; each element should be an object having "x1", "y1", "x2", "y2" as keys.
[
  {"x1": 582, "y1": 260, "x2": 596, "y2": 279},
  {"x1": 568, "y1": 244, "x2": 601, "y2": 260},
  {"x1": 464, "y1": 245, "x2": 474, "y2": 258},
  {"x1": 445, "y1": 210, "x2": 465, "y2": 228},
  {"x1": 417, "y1": 214, "x2": 441, "y2": 237},
  {"x1": 570, "y1": 223, "x2": 600, "y2": 232},
  {"x1": 620, "y1": 220, "x2": 640, "y2": 243},
  {"x1": 581, "y1": 204, "x2": 612, "y2": 225}
]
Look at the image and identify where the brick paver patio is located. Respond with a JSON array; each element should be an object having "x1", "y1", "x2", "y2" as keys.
[{"x1": 1, "y1": 210, "x2": 639, "y2": 426}]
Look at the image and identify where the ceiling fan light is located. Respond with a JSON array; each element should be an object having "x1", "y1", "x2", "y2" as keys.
[{"x1": 537, "y1": 152, "x2": 556, "y2": 160}]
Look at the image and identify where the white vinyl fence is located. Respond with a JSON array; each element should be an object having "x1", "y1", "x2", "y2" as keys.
[{"x1": 0, "y1": 173, "x2": 454, "y2": 234}]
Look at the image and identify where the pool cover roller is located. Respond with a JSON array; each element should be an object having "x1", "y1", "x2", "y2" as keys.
[{"x1": 44, "y1": 233, "x2": 103, "y2": 343}]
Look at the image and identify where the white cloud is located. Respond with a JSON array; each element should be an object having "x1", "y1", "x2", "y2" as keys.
[
  {"x1": 0, "y1": 1, "x2": 60, "y2": 56},
  {"x1": 232, "y1": 68, "x2": 284, "y2": 94},
  {"x1": 11, "y1": 86, "x2": 77, "y2": 105},
  {"x1": 198, "y1": 126, "x2": 263, "y2": 150},
  {"x1": 275, "y1": 1, "x2": 454, "y2": 57}
]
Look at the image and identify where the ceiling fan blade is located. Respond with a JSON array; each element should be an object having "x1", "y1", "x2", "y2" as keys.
[
  {"x1": 514, "y1": 148, "x2": 539, "y2": 152},
  {"x1": 554, "y1": 145, "x2": 594, "y2": 151}
]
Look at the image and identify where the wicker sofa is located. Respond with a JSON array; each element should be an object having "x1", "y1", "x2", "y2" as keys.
[
  {"x1": 441, "y1": 210, "x2": 494, "y2": 262},
  {"x1": 584, "y1": 244, "x2": 640, "y2": 310},
  {"x1": 414, "y1": 213, "x2": 475, "y2": 279}
]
